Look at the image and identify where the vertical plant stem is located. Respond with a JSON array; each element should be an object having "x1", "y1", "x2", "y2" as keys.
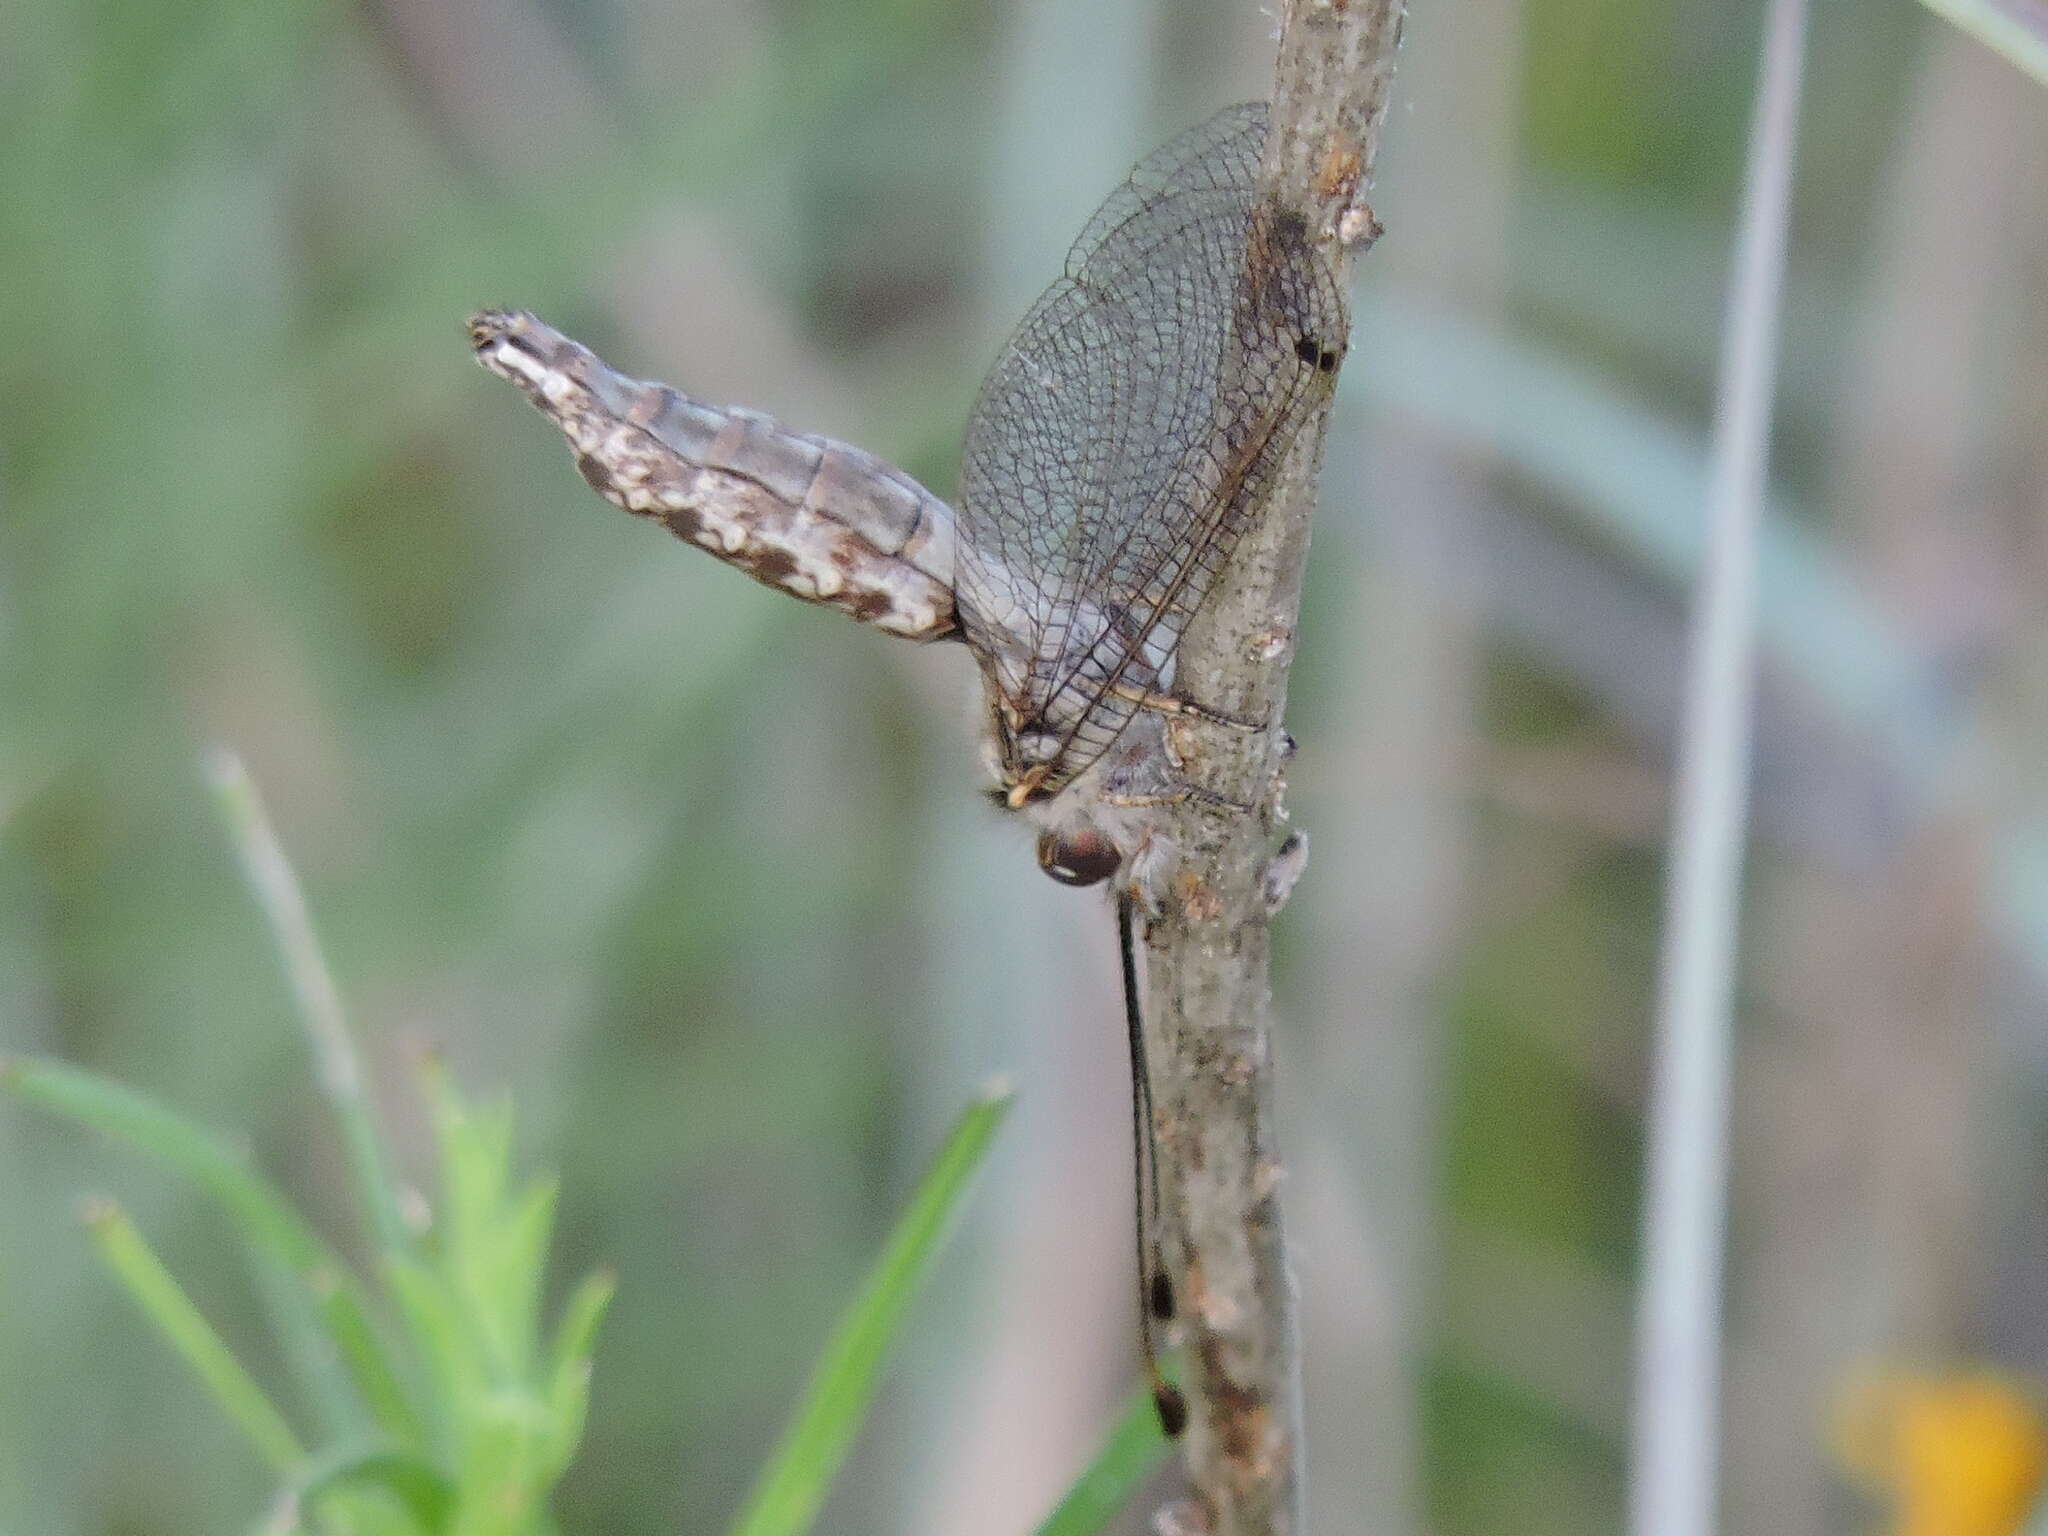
[
  {"x1": 1145, "y1": 4, "x2": 1407, "y2": 1533},
  {"x1": 1913, "y1": 0, "x2": 2048, "y2": 87},
  {"x1": 85, "y1": 1197, "x2": 305, "y2": 1474},
  {"x1": 204, "y1": 748, "x2": 412, "y2": 1260},
  {"x1": 1628, "y1": 2, "x2": 1808, "y2": 1533}
]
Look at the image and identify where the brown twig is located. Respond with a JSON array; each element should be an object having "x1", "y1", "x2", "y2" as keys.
[{"x1": 1142, "y1": 4, "x2": 1408, "y2": 1533}]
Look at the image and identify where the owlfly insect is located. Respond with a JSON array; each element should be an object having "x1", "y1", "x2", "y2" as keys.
[{"x1": 470, "y1": 101, "x2": 1349, "y2": 1433}]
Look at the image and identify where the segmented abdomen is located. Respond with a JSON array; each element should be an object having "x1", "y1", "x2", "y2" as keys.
[{"x1": 470, "y1": 309, "x2": 960, "y2": 640}]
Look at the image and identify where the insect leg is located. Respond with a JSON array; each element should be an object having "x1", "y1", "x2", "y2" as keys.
[
  {"x1": 1110, "y1": 683, "x2": 1267, "y2": 732},
  {"x1": 1119, "y1": 893, "x2": 1186, "y2": 1439},
  {"x1": 1102, "y1": 784, "x2": 1252, "y2": 814}
]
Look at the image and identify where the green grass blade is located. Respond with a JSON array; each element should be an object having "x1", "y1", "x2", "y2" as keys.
[
  {"x1": 724, "y1": 1081, "x2": 1015, "y2": 1536},
  {"x1": 1030, "y1": 1389, "x2": 1176, "y2": 1536},
  {"x1": 2, "y1": 1054, "x2": 423, "y2": 1443},
  {"x1": 6, "y1": 1055, "x2": 327, "y2": 1266},
  {"x1": 85, "y1": 1197, "x2": 305, "y2": 1474},
  {"x1": 1916, "y1": 0, "x2": 2048, "y2": 87},
  {"x1": 204, "y1": 747, "x2": 412, "y2": 1261}
]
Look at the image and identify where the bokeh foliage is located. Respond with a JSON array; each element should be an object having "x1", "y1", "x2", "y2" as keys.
[{"x1": 5, "y1": 0, "x2": 2046, "y2": 1531}]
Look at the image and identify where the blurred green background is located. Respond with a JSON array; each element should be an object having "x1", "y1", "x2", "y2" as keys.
[{"x1": 5, "y1": 0, "x2": 2047, "y2": 1530}]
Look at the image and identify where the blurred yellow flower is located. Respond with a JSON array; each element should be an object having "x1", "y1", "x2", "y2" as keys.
[{"x1": 1834, "y1": 1368, "x2": 2048, "y2": 1536}]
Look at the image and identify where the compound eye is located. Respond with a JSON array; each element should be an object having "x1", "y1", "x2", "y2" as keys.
[{"x1": 1037, "y1": 827, "x2": 1121, "y2": 887}]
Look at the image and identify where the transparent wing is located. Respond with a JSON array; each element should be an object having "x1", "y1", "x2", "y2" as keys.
[{"x1": 955, "y1": 101, "x2": 1349, "y2": 791}]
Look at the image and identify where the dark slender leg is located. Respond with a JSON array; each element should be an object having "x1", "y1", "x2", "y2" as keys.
[{"x1": 1120, "y1": 893, "x2": 1186, "y2": 1437}]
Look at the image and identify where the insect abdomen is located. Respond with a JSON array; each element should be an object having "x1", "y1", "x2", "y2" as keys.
[{"x1": 471, "y1": 309, "x2": 960, "y2": 640}]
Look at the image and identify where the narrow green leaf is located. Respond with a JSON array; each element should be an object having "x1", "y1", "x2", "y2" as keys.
[
  {"x1": 725, "y1": 1082, "x2": 1014, "y2": 1536},
  {"x1": 1916, "y1": 0, "x2": 2048, "y2": 87},
  {"x1": 295, "y1": 1445, "x2": 456, "y2": 1532},
  {"x1": 540, "y1": 1269, "x2": 616, "y2": 1481},
  {"x1": 431, "y1": 1074, "x2": 515, "y2": 1264},
  {"x1": 204, "y1": 747, "x2": 412, "y2": 1262},
  {"x1": 480, "y1": 1178, "x2": 558, "y2": 1382},
  {"x1": 2, "y1": 1055, "x2": 421, "y2": 1443},
  {"x1": 85, "y1": 1198, "x2": 305, "y2": 1474},
  {"x1": 314, "y1": 1268, "x2": 428, "y2": 1447},
  {"x1": 421, "y1": 1065, "x2": 554, "y2": 1385},
  {"x1": 387, "y1": 1255, "x2": 487, "y2": 1434},
  {"x1": 6, "y1": 1056, "x2": 327, "y2": 1267},
  {"x1": 1030, "y1": 1389, "x2": 1175, "y2": 1536},
  {"x1": 449, "y1": 1393, "x2": 552, "y2": 1536}
]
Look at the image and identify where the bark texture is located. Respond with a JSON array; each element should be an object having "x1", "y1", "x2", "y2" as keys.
[{"x1": 1144, "y1": 5, "x2": 1409, "y2": 1533}]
